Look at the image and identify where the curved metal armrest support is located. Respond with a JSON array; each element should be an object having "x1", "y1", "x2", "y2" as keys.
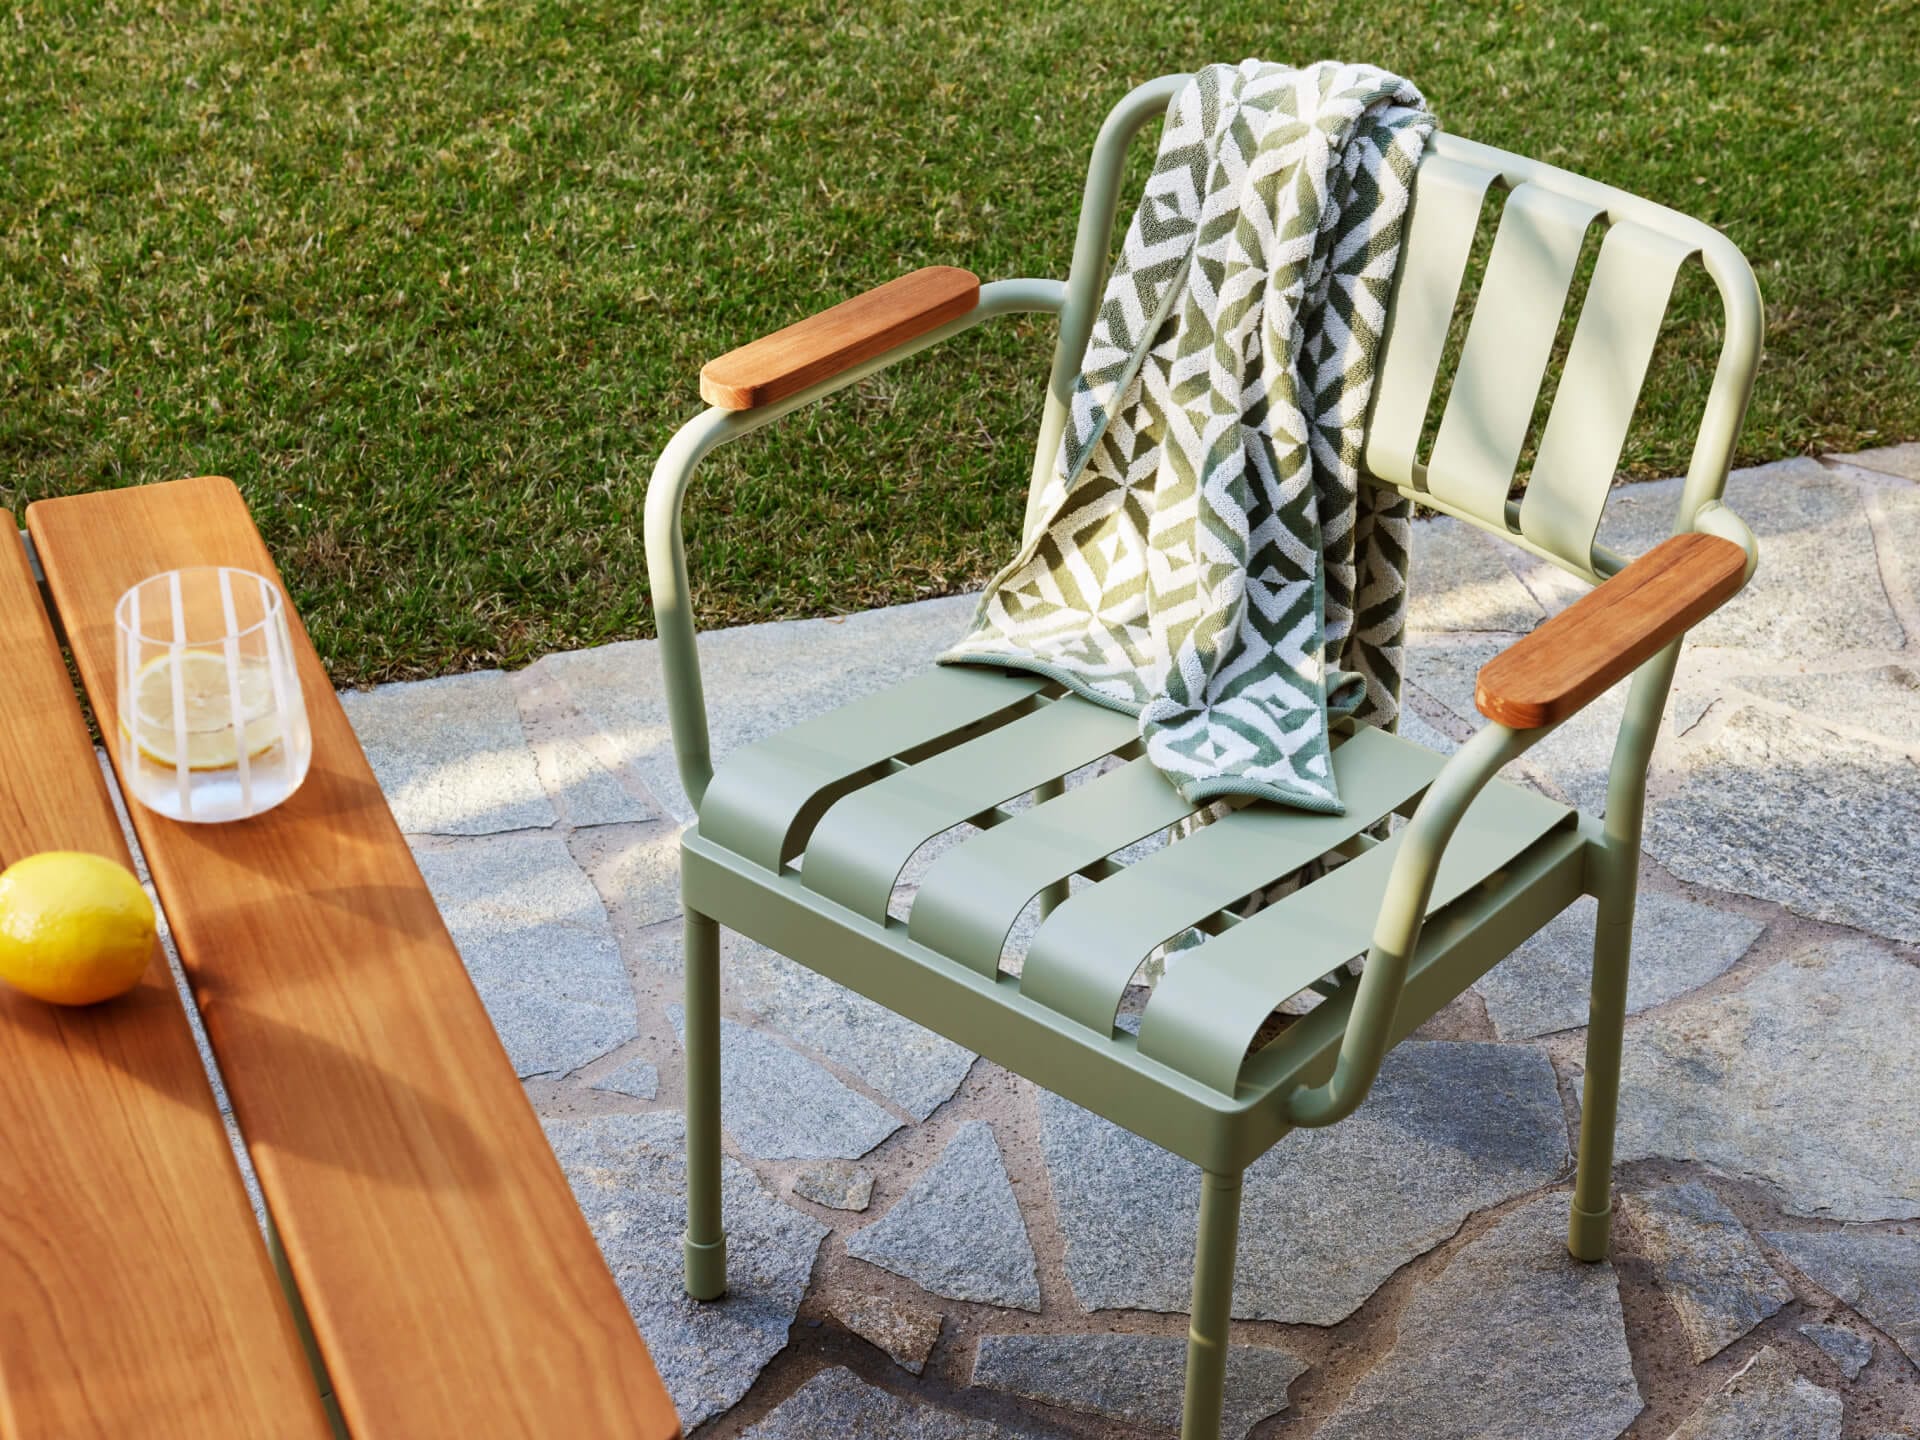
[
  {"x1": 643, "y1": 278, "x2": 1068, "y2": 812},
  {"x1": 1689, "y1": 500, "x2": 1759, "y2": 581},
  {"x1": 1284, "y1": 719, "x2": 1552, "y2": 1127},
  {"x1": 1287, "y1": 497, "x2": 1758, "y2": 1130}
]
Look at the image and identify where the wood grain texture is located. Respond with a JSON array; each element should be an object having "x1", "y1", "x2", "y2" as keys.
[
  {"x1": 0, "y1": 522, "x2": 328, "y2": 1440},
  {"x1": 1475, "y1": 532, "x2": 1748, "y2": 728},
  {"x1": 699, "y1": 265, "x2": 980, "y2": 409},
  {"x1": 28, "y1": 480, "x2": 680, "y2": 1440}
]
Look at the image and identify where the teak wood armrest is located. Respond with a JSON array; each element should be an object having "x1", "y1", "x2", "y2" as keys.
[
  {"x1": 1475, "y1": 532, "x2": 1748, "y2": 729},
  {"x1": 699, "y1": 265, "x2": 981, "y2": 410}
]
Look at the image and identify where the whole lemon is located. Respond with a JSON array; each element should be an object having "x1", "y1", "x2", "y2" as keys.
[{"x1": 0, "y1": 852, "x2": 155, "y2": 1005}]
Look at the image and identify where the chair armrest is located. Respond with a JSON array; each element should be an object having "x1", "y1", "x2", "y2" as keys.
[
  {"x1": 699, "y1": 266, "x2": 982, "y2": 410},
  {"x1": 648, "y1": 276, "x2": 1064, "y2": 814},
  {"x1": 1475, "y1": 532, "x2": 1748, "y2": 730},
  {"x1": 1291, "y1": 523, "x2": 1750, "y2": 1129}
]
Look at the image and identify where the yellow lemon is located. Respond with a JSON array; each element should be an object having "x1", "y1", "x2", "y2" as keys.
[
  {"x1": 124, "y1": 649, "x2": 282, "y2": 771},
  {"x1": 0, "y1": 852, "x2": 156, "y2": 1006}
]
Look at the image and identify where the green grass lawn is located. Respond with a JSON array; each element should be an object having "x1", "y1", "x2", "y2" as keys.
[{"x1": 5, "y1": 1, "x2": 1917, "y2": 685}]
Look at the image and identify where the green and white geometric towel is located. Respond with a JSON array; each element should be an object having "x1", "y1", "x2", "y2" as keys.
[{"x1": 943, "y1": 60, "x2": 1433, "y2": 814}]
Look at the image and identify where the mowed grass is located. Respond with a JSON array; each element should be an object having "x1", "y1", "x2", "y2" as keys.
[{"x1": 4, "y1": 0, "x2": 1917, "y2": 684}]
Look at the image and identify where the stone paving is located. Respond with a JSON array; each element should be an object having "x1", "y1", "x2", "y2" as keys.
[{"x1": 338, "y1": 449, "x2": 1920, "y2": 1437}]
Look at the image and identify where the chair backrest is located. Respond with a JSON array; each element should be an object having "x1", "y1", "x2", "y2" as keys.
[{"x1": 1037, "y1": 75, "x2": 1763, "y2": 584}]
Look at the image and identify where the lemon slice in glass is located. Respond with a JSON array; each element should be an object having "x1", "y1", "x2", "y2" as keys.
[{"x1": 125, "y1": 650, "x2": 282, "y2": 771}]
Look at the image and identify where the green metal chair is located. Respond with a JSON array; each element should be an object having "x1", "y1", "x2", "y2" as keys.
[{"x1": 645, "y1": 73, "x2": 1762, "y2": 1440}]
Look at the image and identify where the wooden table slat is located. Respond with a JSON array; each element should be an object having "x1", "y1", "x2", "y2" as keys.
[
  {"x1": 0, "y1": 519, "x2": 329, "y2": 1439},
  {"x1": 28, "y1": 479, "x2": 679, "y2": 1440}
]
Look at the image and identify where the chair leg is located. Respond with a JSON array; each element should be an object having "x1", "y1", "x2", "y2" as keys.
[
  {"x1": 682, "y1": 907, "x2": 728, "y2": 1300},
  {"x1": 1181, "y1": 1169, "x2": 1243, "y2": 1440},
  {"x1": 1569, "y1": 881, "x2": 1634, "y2": 1262}
]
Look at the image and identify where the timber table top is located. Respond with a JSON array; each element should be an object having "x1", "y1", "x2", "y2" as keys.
[
  {"x1": 0, "y1": 509, "x2": 329, "y2": 1439},
  {"x1": 4, "y1": 479, "x2": 678, "y2": 1439}
]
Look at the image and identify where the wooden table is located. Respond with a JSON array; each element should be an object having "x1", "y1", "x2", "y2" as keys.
[{"x1": 2, "y1": 478, "x2": 679, "y2": 1439}]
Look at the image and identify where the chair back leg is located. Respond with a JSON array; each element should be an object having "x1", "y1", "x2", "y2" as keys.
[
  {"x1": 1182, "y1": 1168, "x2": 1244, "y2": 1440},
  {"x1": 683, "y1": 908, "x2": 729, "y2": 1299}
]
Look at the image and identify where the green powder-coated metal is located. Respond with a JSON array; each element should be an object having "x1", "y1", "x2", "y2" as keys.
[
  {"x1": 682, "y1": 909, "x2": 727, "y2": 1301},
  {"x1": 1183, "y1": 1170, "x2": 1245, "y2": 1440},
  {"x1": 649, "y1": 72, "x2": 1764, "y2": 1440},
  {"x1": 803, "y1": 696, "x2": 1136, "y2": 921}
]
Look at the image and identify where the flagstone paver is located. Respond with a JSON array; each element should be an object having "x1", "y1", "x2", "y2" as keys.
[
  {"x1": 1738, "y1": 664, "x2": 1920, "y2": 748},
  {"x1": 1617, "y1": 938, "x2": 1920, "y2": 1219},
  {"x1": 1597, "y1": 459, "x2": 1905, "y2": 660},
  {"x1": 542, "y1": 1111, "x2": 828, "y2": 1430},
  {"x1": 1880, "y1": 485, "x2": 1920, "y2": 611},
  {"x1": 1833, "y1": 442, "x2": 1920, "y2": 481},
  {"x1": 591, "y1": 1056, "x2": 659, "y2": 1101},
  {"x1": 741, "y1": 1367, "x2": 1066, "y2": 1439},
  {"x1": 1406, "y1": 633, "x2": 1628, "y2": 813},
  {"x1": 1407, "y1": 514, "x2": 1545, "y2": 634},
  {"x1": 1475, "y1": 892, "x2": 1764, "y2": 1040},
  {"x1": 348, "y1": 446, "x2": 1920, "y2": 1436},
  {"x1": 714, "y1": 931, "x2": 977, "y2": 1121},
  {"x1": 970, "y1": 1334, "x2": 1305, "y2": 1439},
  {"x1": 1619, "y1": 1181, "x2": 1793, "y2": 1362},
  {"x1": 669, "y1": 1009, "x2": 901, "y2": 1161},
  {"x1": 829, "y1": 1292, "x2": 944, "y2": 1374},
  {"x1": 1397, "y1": 696, "x2": 1463, "y2": 755},
  {"x1": 1647, "y1": 709, "x2": 1920, "y2": 944},
  {"x1": 1767, "y1": 1230, "x2": 1920, "y2": 1366},
  {"x1": 512, "y1": 666, "x2": 658, "y2": 828},
  {"x1": 1315, "y1": 1194, "x2": 1643, "y2": 1440},
  {"x1": 1037, "y1": 1041, "x2": 1568, "y2": 1324},
  {"x1": 1668, "y1": 1346, "x2": 1842, "y2": 1440},
  {"x1": 344, "y1": 670, "x2": 556, "y2": 833},
  {"x1": 793, "y1": 1160, "x2": 876, "y2": 1212},
  {"x1": 413, "y1": 831, "x2": 635, "y2": 1077},
  {"x1": 568, "y1": 821, "x2": 685, "y2": 936},
  {"x1": 1799, "y1": 1323, "x2": 1875, "y2": 1380},
  {"x1": 846, "y1": 1122, "x2": 1041, "y2": 1311}
]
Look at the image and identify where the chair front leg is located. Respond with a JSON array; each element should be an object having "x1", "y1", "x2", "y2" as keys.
[
  {"x1": 1569, "y1": 863, "x2": 1635, "y2": 1261},
  {"x1": 1181, "y1": 1169, "x2": 1244, "y2": 1440},
  {"x1": 1569, "y1": 645, "x2": 1674, "y2": 1261},
  {"x1": 682, "y1": 907, "x2": 728, "y2": 1299}
]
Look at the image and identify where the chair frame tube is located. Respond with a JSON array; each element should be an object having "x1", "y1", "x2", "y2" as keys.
[{"x1": 645, "y1": 277, "x2": 1067, "y2": 817}]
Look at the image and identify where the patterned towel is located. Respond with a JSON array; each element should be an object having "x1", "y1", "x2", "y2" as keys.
[{"x1": 943, "y1": 60, "x2": 1433, "y2": 813}]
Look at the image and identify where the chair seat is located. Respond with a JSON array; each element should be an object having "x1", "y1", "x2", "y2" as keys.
[{"x1": 682, "y1": 664, "x2": 1588, "y2": 1170}]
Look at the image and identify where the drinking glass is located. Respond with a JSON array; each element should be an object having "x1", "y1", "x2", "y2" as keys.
[{"x1": 114, "y1": 567, "x2": 312, "y2": 823}]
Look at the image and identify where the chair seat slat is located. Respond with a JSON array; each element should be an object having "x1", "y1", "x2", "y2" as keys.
[
  {"x1": 1016, "y1": 725, "x2": 1443, "y2": 1034},
  {"x1": 700, "y1": 665, "x2": 1045, "y2": 869},
  {"x1": 1137, "y1": 778, "x2": 1571, "y2": 1091},
  {"x1": 801, "y1": 695, "x2": 1137, "y2": 920},
  {"x1": 907, "y1": 755, "x2": 1198, "y2": 973}
]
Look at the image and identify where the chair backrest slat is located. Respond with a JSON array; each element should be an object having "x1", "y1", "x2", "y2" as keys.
[
  {"x1": 1516, "y1": 220, "x2": 1698, "y2": 562},
  {"x1": 1061, "y1": 82, "x2": 1762, "y2": 583},
  {"x1": 1364, "y1": 154, "x2": 1498, "y2": 492},
  {"x1": 1424, "y1": 184, "x2": 1604, "y2": 526}
]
